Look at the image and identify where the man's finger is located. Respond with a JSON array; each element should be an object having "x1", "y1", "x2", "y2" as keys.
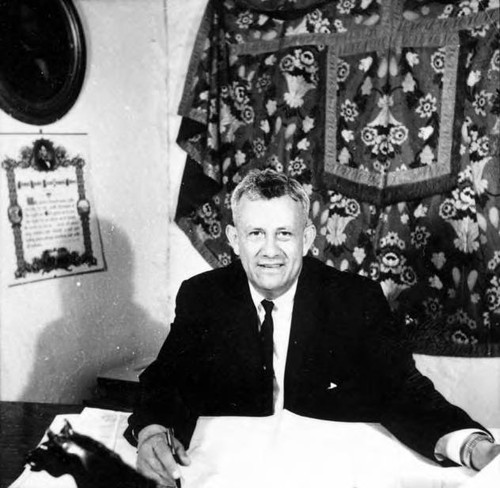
[
  {"x1": 173, "y1": 437, "x2": 192, "y2": 466},
  {"x1": 137, "y1": 435, "x2": 177, "y2": 483},
  {"x1": 152, "y1": 436, "x2": 182, "y2": 478},
  {"x1": 137, "y1": 454, "x2": 170, "y2": 485}
]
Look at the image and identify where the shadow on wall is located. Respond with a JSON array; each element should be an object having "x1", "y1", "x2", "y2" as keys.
[{"x1": 21, "y1": 220, "x2": 167, "y2": 404}]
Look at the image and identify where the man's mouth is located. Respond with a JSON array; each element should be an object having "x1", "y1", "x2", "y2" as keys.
[{"x1": 258, "y1": 263, "x2": 283, "y2": 269}]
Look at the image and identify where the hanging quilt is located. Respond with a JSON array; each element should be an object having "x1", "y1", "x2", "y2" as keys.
[{"x1": 175, "y1": 0, "x2": 500, "y2": 357}]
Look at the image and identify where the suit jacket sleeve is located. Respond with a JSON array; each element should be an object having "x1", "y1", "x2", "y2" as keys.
[
  {"x1": 125, "y1": 280, "x2": 202, "y2": 447},
  {"x1": 362, "y1": 281, "x2": 486, "y2": 462}
]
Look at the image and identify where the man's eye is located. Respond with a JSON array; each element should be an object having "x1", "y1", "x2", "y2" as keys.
[
  {"x1": 248, "y1": 230, "x2": 263, "y2": 238},
  {"x1": 277, "y1": 231, "x2": 292, "y2": 239}
]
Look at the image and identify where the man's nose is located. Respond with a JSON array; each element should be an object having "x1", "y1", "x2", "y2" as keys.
[{"x1": 262, "y1": 235, "x2": 280, "y2": 256}]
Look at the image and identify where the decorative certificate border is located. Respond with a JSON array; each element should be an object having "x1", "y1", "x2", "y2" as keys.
[{"x1": 0, "y1": 134, "x2": 105, "y2": 285}]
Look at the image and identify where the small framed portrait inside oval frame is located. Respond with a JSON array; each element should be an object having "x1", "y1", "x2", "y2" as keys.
[{"x1": 0, "y1": 0, "x2": 86, "y2": 125}]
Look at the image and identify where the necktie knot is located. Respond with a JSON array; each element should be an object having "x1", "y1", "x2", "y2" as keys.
[{"x1": 261, "y1": 299, "x2": 274, "y2": 316}]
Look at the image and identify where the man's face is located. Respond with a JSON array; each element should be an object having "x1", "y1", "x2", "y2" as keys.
[{"x1": 226, "y1": 195, "x2": 316, "y2": 299}]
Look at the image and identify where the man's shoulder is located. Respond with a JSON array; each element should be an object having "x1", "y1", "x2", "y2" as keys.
[
  {"x1": 300, "y1": 258, "x2": 386, "y2": 314},
  {"x1": 302, "y1": 256, "x2": 377, "y2": 290},
  {"x1": 181, "y1": 260, "x2": 244, "y2": 291},
  {"x1": 303, "y1": 256, "x2": 374, "y2": 285}
]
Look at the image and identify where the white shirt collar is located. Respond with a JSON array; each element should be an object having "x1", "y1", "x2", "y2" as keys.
[{"x1": 248, "y1": 279, "x2": 298, "y2": 313}]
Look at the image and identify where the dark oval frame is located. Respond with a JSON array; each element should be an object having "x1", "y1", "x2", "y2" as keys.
[{"x1": 0, "y1": 0, "x2": 86, "y2": 125}]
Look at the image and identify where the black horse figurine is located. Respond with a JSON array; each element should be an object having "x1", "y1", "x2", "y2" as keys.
[{"x1": 26, "y1": 421, "x2": 160, "y2": 488}]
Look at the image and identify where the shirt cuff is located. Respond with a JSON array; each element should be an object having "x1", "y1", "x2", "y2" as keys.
[{"x1": 434, "y1": 429, "x2": 494, "y2": 466}]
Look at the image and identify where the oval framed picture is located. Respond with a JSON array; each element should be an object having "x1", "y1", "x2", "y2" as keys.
[{"x1": 0, "y1": 0, "x2": 86, "y2": 125}]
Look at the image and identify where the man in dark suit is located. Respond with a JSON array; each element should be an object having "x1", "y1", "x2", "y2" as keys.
[{"x1": 127, "y1": 169, "x2": 499, "y2": 486}]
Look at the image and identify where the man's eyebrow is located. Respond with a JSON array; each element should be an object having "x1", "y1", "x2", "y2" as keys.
[{"x1": 244, "y1": 225, "x2": 263, "y2": 231}]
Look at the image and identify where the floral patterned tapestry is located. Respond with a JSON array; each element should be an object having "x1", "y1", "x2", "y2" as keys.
[{"x1": 175, "y1": 0, "x2": 500, "y2": 357}]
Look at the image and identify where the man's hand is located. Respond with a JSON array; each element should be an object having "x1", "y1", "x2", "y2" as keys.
[
  {"x1": 136, "y1": 424, "x2": 191, "y2": 486},
  {"x1": 471, "y1": 439, "x2": 500, "y2": 471}
]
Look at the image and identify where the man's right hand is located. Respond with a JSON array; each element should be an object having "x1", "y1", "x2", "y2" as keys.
[{"x1": 136, "y1": 424, "x2": 191, "y2": 486}]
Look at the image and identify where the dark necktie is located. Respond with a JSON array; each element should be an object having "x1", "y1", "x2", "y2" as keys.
[{"x1": 260, "y1": 299, "x2": 274, "y2": 412}]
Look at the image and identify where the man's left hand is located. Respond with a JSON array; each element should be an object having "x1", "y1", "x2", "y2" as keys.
[{"x1": 471, "y1": 440, "x2": 500, "y2": 470}]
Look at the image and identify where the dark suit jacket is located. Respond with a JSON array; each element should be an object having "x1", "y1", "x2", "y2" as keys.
[{"x1": 127, "y1": 257, "x2": 484, "y2": 461}]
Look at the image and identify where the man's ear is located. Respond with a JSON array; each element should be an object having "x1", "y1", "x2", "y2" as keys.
[
  {"x1": 302, "y1": 223, "x2": 316, "y2": 256},
  {"x1": 225, "y1": 225, "x2": 240, "y2": 256}
]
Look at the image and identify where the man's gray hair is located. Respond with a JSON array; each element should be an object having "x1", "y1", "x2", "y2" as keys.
[{"x1": 230, "y1": 169, "x2": 311, "y2": 224}]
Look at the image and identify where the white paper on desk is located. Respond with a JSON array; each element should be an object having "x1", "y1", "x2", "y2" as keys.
[
  {"x1": 458, "y1": 454, "x2": 500, "y2": 488},
  {"x1": 178, "y1": 410, "x2": 476, "y2": 488},
  {"x1": 8, "y1": 408, "x2": 135, "y2": 488},
  {"x1": 77, "y1": 407, "x2": 136, "y2": 468}
]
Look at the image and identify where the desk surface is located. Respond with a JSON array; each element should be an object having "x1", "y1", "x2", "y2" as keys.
[
  {"x1": 0, "y1": 401, "x2": 83, "y2": 488},
  {"x1": 1, "y1": 403, "x2": 497, "y2": 488}
]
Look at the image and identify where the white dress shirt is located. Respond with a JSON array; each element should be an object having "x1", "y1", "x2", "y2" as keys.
[{"x1": 247, "y1": 279, "x2": 486, "y2": 467}]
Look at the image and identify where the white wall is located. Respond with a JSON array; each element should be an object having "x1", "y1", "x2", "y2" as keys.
[
  {"x1": 0, "y1": 0, "x2": 498, "y2": 428},
  {"x1": 0, "y1": 0, "x2": 171, "y2": 403}
]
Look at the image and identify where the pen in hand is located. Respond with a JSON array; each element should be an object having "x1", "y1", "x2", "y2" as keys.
[{"x1": 165, "y1": 428, "x2": 182, "y2": 488}]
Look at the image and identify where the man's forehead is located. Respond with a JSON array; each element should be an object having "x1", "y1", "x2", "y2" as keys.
[
  {"x1": 238, "y1": 194, "x2": 299, "y2": 207},
  {"x1": 235, "y1": 195, "x2": 305, "y2": 226}
]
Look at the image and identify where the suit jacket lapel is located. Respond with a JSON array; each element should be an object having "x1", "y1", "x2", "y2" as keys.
[
  {"x1": 284, "y1": 260, "x2": 323, "y2": 404},
  {"x1": 219, "y1": 261, "x2": 262, "y2": 371},
  {"x1": 284, "y1": 258, "x2": 346, "y2": 406}
]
